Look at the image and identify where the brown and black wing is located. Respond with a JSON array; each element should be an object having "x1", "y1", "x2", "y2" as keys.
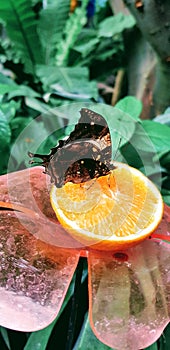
[{"x1": 29, "y1": 108, "x2": 113, "y2": 187}]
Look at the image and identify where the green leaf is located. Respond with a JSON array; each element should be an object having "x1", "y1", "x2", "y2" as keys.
[
  {"x1": 0, "y1": 109, "x2": 11, "y2": 149},
  {"x1": 0, "y1": 326, "x2": 11, "y2": 349},
  {"x1": 0, "y1": 72, "x2": 18, "y2": 95},
  {"x1": 0, "y1": 0, "x2": 43, "y2": 74},
  {"x1": 73, "y1": 29, "x2": 99, "y2": 57},
  {"x1": 94, "y1": 39, "x2": 122, "y2": 61},
  {"x1": 23, "y1": 319, "x2": 56, "y2": 350},
  {"x1": 144, "y1": 343, "x2": 158, "y2": 350},
  {"x1": 132, "y1": 120, "x2": 170, "y2": 153},
  {"x1": 115, "y1": 96, "x2": 142, "y2": 121},
  {"x1": 8, "y1": 85, "x2": 40, "y2": 99},
  {"x1": 55, "y1": 1, "x2": 89, "y2": 66},
  {"x1": 38, "y1": 0, "x2": 70, "y2": 65},
  {"x1": 161, "y1": 189, "x2": 170, "y2": 206},
  {"x1": 10, "y1": 116, "x2": 33, "y2": 141},
  {"x1": 153, "y1": 107, "x2": 170, "y2": 126},
  {"x1": 98, "y1": 13, "x2": 136, "y2": 38},
  {"x1": 73, "y1": 313, "x2": 114, "y2": 350},
  {"x1": 0, "y1": 100, "x2": 20, "y2": 121},
  {"x1": 9, "y1": 118, "x2": 48, "y2": 170},
  {"x1": 159, "y1": 324, "x2": 170, "y2": 349},
  {"x1": 0, "y1": 83, "x2": 17, "y2": 95},
  {"x1": 25, "y1": 97, "x2": 51, "y2": 114},
  {"x1": 8, "y1": 108, "x2": 65, "y2": 171},
  {"x1": 36, "y1": 65, "x2": 98, "y2": 100},
  {"x1": 0, "y1": 71, "x2": 39, "y2": 99}
]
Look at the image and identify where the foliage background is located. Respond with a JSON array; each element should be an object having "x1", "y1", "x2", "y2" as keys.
[{"x1": 0, "y1": 0, "x2": 170, "y2": 349}]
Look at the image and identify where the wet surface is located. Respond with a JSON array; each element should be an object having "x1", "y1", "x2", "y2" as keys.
[{"x1": 88, "y1": 239, "x2": 170, "y2": 349}]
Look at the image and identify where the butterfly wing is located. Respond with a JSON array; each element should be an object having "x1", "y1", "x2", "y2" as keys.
[{"x1": 29, "y1": 108, "x2": 113, "y2": 187}]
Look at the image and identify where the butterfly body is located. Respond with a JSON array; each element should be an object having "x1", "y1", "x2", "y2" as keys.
[{"x1": 29, "y1": 108, "x2": 114, "y2": 187}]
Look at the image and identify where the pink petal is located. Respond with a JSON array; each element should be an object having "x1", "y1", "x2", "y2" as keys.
[
  {"x1": 88, "y1": 239, "x2": 170, "y2": 350},
  {"x1": 0, "y1": 166, "x2": 84, "y2": 249},
  {"x1": 0, "y1": 167, "x2": 81, "y2": 331},
  {"x1": 0, "y1": 210, "x2": 80, "y2": 331},
  {"x1": 151, "y1": 204, "x2": 170, "y2": 242}
]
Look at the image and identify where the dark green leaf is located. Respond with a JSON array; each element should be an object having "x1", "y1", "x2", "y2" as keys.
[
  {"x1": 95, "y1": 40, "x2": 122, "y2": 61},
  {"x1": 115, "y1": 96, "x2": 142, "y2": 121},
  {"x1": 73, "y1": 29, "x2": 99, "y2": 57},
  {"x1": 38, "y1": 0, "x2": 70, "y2": 65},
  {"x1": 56, "y1": 2, "x2": 89, "y2": 66},
  {"x1": 0, "y1": 109, "x2": 11, "y2": 149},
  {"x1": 0, "y1": 100, "x2": 20, "y2": 121},
  {"x1": 0, "y1": 0, "x2": 43, "y2": 73},
  {"x1": 144, "y1": 343, "x2": 158, "y2": 350},
  {"x1": 23, "y1": 319, "x2": 56, "y2": 350},
  {"x1": 159, "y1": 324, "x2": 170, "y2": 349},
  {"x1": 159, "y1": 150, "x2": 170, "y2": 167},
  {"x1": 0, "y1": 72, "x2": 18, "y2": 95},
  {"x1": 10, "y1": 116, "x2": 33, "y2": 141},
  {"x1": 0, "y1": 326, "x2": 11, "y2": 350},
  {"x1": 161, "y1": 189, "x2": 170, "y2": 206},
  {"x1": 73, "y1": 313, "x2": 114, "y2": 350}
]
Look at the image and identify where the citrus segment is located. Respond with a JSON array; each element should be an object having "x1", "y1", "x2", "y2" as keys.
[
  {"x1": 50, "y1": 162, "x2": 163, "y2": 250},
  {"x1": 54, "y1": 180, "x2": 101, "y2": 213}
]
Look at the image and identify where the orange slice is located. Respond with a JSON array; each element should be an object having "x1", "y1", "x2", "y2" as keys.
[{"x1": 50, "y1": 162, "x2": 163, "y2": 251}]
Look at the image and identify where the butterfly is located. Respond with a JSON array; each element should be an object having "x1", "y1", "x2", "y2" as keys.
[{"x1": 28, "y1": 108, "x2": 114, "y2": 188}]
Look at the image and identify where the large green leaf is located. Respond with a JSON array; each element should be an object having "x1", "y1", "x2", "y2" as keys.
[
  {"x1": 115, "y1": 96, "x2": 142, "y2": 121},
  {"x1": 131, "y1": 120, "x2": 170, "y2": 153},
  {"x1": 0, "y1": 0, "x2": 43, "y2": 73},
  {"x1": 36, "y1": 65, "x2": 98, "y2": 100},
  {"x1": 38, "y1": 0, "x2": 70, "y2": 65},
  {"x1": 98, "y1": 13, "x2": 136, "y2": 38}
]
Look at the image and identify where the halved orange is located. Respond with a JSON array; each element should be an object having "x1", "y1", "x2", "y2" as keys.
[{"x1": 50, "y1": 162, "x2": 163, "y2": 251}]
